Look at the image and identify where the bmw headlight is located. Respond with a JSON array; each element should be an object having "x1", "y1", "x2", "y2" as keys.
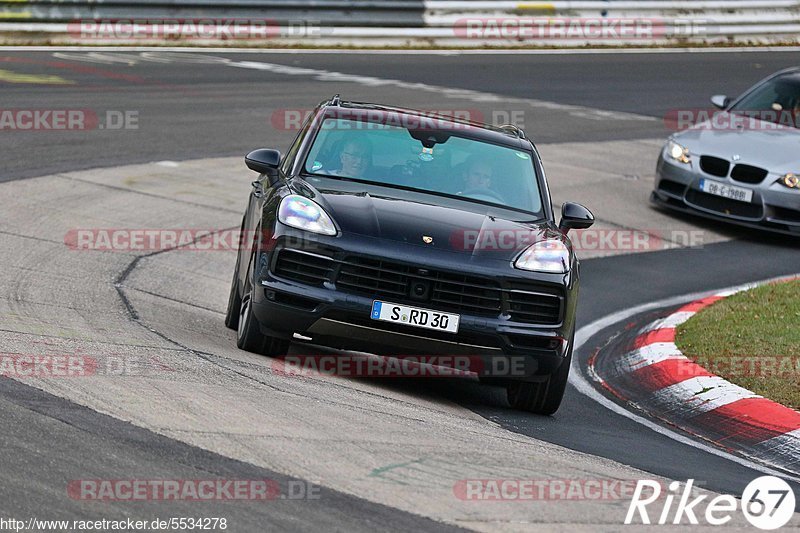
[
  {"x1": 666, "y1": 140, "x2": 691, "y2": 164},
  {"x1": 278, "y1": 195, "x2": 337, "y2": 236},
  {"x1": 779, "y1": 173, "x2": 799, "y2": 189},
  {"x1": 514, "y1": 240, "x2": 570, "y2": 274}
]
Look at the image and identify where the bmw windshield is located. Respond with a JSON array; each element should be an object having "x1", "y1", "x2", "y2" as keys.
[
  {"x1": 303, "y1": 116, "x2": 544, "y2": 216},
  {"x1": 729, "y1": 73, "x2": 800, "y2": 128}
]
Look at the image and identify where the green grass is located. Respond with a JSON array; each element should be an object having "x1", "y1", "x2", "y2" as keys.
[{"x1": 675, "y1": 279, "x2": 800, "y2": 409}]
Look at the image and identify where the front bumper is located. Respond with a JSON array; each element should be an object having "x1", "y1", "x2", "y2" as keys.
[
  {"x1": 250, "y1": 232, "x2": 577, "y2": 377},
  {"x1": 652, "y1": 153, "x2": 800, "y2": 236}
]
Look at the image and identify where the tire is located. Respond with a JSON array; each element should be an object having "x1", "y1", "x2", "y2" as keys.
[
  {"x1": 235, "y1": 255, "x2": 290, "y2": 357},
  {"x1": 224, "y1": 267, "x2": 241, "y2": 330},
  {"x1": 506, "y1": 329, "x2": 574, "y2": 415},
  {"x1": 224, "y1": 218, "x2": 246, "y2": 330}
]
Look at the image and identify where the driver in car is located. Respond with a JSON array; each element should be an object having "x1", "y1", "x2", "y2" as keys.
[{"x1": 460, "y1": 157, "x2": 494, "y2": 193}]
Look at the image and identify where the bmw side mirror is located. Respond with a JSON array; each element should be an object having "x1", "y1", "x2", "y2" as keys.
[
  {"x1": 245, "y1": 148, "x2": 281, "y2": 175},
  {"x1": 559, "y1": 202, "x2": 594, "y2": 234},
  {"x1": 710, "y1": 95, "x2": 729, "y2": 110}
]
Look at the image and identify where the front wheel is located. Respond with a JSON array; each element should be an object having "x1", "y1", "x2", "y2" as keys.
[
  {"x1": 224, "y1": 218, "x2": 246, "y2": 330},
  {"x1": 236, "y1": 257, "x2": 290, "y2": 357},
  {"x1": 224, "y1": 267, "x2": 241, "y2": 330},
  {"x1": 506, "y1": 330, "x2": 574, "y2": 415}
]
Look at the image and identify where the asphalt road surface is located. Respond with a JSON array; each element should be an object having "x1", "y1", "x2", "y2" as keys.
[{"x1": 1, "y1": 48, "x2": 799, "y2": 531}]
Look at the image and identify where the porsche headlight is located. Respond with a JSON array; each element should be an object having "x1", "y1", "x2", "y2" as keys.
[
  {"x1": 278, "y1": 195, "x2": 337, "y2": 236},
  {"x1": 779, "y1": 173, "x2": 799, "y2": 189},
  {"x1": 666, "y1": 140, "x2": 691, "y2": 164},
  {"x1": 514, "y1": 240, "x2": 570, "y2": 274}
]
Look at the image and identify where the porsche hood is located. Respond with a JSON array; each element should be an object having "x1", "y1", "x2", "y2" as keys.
[{"x1": 301, "y1": 184, "x2": 561, "y2": 261}]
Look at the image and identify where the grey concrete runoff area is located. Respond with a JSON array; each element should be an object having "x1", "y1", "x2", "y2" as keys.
[{"x1": 1, "y1": 49, "x2": 799, "y2": 531}]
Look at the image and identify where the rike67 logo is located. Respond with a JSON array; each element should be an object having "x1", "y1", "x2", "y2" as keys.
[{"x1": 626, "y1": 477, "x2": 796, "y2": 530}]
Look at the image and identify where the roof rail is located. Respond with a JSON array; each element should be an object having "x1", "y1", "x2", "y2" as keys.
[
  {"x1": 497, "y1": 123, "x2": 526, "y2": 139},
  {"x1": 319, "y1": 99, "x2": 529, "y2": 140}
]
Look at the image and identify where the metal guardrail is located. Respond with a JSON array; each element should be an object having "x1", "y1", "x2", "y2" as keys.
[
  {"x1": 429, "y1": 0, "x2": 799, "y2": 7},
  {"x1": 0, "y1": 0, "x2": 426, "y2": 26},
  {"x1": 0, "y1": 0, "x2": 799, "y2": 45},
  {"x1": 423, "y1": 0, "x2": 800, "y2": 43}
]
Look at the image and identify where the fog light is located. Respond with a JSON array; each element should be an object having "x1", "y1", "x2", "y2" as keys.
[{"x1": 780, "y1": 173, "x2": 799, "y2": 188}]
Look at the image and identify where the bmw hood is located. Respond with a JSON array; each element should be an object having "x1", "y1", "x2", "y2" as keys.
[
  {"x1": 295, "y1": 180, "x2": 560, "y2": 260},
  {"x1": 675, "y1": 113, "x2": 800, "y2": 173}
]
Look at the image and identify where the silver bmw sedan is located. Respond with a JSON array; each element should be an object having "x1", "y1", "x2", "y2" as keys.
[{"x1": 652, "y1": 67, "x2": 800, "y2": 235}]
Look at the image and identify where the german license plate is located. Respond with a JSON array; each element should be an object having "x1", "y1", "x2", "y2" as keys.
[
  {"x1": 699, "y1": 178, "x2": 753, "y2": 203},
  {"x1": 371, "y1": 301, "x2": 460, "y2": 333}
]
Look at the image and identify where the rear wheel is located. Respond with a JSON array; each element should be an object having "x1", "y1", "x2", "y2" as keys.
[
  {"x1": 235, "y1": 256, "x2": 290, "y2": 357},
  {"x1": 506, "y1": 330, "x2": 574, "y2": 415}
]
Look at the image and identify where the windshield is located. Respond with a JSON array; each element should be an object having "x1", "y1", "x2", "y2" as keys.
[
  {"x1": 303, "y1": 117, "x2": 543, "y2": 215},
  {"x1": 730, "y1": 74, "x2": 800, "y2": 128}
]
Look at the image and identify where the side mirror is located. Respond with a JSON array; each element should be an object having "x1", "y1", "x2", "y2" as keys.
[
  {"x1": 559, "y1": 202, "x2": 594, "y2": 234},
  {"x1": 710, "y1": 95, "x2": 729, "y2": 110},
  {"x1": 245, "y1": 148, "x2": 281, "y2": 175}
]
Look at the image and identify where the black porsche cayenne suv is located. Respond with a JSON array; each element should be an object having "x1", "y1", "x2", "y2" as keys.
[{"x1": 225, "y1": 96, "x2": 594, "y2": 415}]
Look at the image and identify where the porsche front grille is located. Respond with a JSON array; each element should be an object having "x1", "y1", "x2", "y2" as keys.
[
  {"x1": 272, "y1": 249, "x2": 563, "y2": 325},
  {"x1": 339, "y1": 256, "x2": 503, "y2": 316}
]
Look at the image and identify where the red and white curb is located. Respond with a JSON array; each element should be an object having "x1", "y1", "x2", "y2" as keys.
[{"x1": 589, "y1": 281, "x2": 800, "y2": 476}]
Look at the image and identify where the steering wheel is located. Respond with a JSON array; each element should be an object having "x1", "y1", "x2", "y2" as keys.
[{"x1": 460, "y1": 187, "x2": 505, "y2": 204}]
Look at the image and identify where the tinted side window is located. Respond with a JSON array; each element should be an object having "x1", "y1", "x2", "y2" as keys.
[{"x1": 280, "y1": 111, "x2": 317, "y2": 175}]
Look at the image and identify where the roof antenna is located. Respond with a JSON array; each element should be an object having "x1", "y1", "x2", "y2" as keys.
[{"x1": 330, "y1": 94, "x2": 341, "y2": 106}]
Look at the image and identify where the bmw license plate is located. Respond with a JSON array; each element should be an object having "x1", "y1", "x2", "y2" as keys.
[
  {"x1": 699, "y1": 178, "x2": 753, "y2": 203},
  {"x1": 371, "y1": 301, "x2": 460, "y2": 333}
]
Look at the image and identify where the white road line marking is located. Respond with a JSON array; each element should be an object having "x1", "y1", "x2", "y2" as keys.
[
  {"x1": 225, "y1": 58, "x2": 656, "y2": 122},
  {"x1": 569, "y1": 272, "x2": 800, "y2": 482},
  {"x1": 714, "y1": 286, "x2": 755, "y2": 297},
  {"x1": 40, "y1": 49, "x2": 660, "y2": 123},
  {"x1": 40, "y1": 48, "x2": 659, "y2": 124}
]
